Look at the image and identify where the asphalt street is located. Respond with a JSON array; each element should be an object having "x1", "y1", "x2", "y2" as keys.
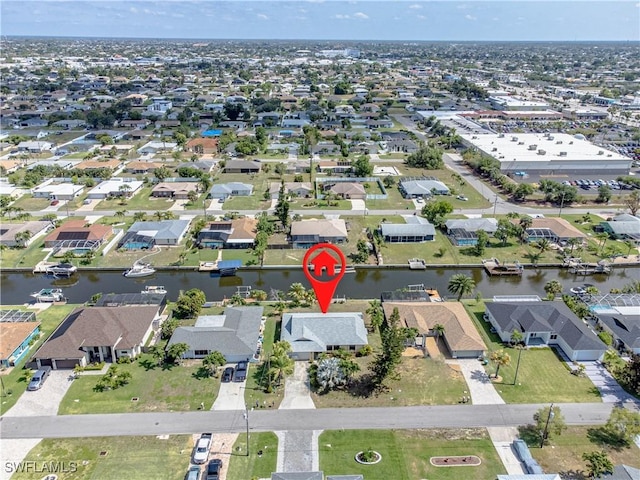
[{"x1": 0, "y1": 403, "x2": 617, "y2": 440}]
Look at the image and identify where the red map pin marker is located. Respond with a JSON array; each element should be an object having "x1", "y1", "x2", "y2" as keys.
[{"x1": 303, "y1": 243, "x2": 347, "y2": 314}]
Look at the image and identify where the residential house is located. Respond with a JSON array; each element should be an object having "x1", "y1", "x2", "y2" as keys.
[
  {"x1": 269, "y1": 182, "x2": 313, "y2": 199},
  {"x1": 32, "y1": 181, "x2": 84, "y2": 200},
  {"x1": 177, "y1": 160, "x2": 217, "y2": 173},
  {"x1": 74, "y1": 159, "x2": 122, "y2": 172},
  {"x1": 126, "y1": 161, "x2": 163, "y2": 174},
  {"x1": 445, "y1": 218, "x2": 499, "y2": 246},
  {"x1": 399, "y1": 178, "x2": 450, "y2": 198},
  {"x1": 44, "y1": 220, "x2": 112, "y2": 249},
  {"x1": 384, "y1": 139, "x2": 419, "y2": 154},
  {"x1": 290, "y1": 219, "x2": 348, "y2": 248},
  {"x1": 587, "y1": 294, "x2": 640, "y2": 355},
  {"x1": 137, "y1": 141, "x2": 178, "y2": 155},
  {"x1": 281, "y1": 312, "x2": 368, "y2": 361},
  {"x1": 167, "y1": 306, "x2": 263, "y2": 363},
  {"x1": 186, "y1": 137, "x2": 219, "y2": 155},
  {"x1": 324, "y1": 182, "x2": 366, "y2": 200},
  {"x1": 224, "y1": 160, "x2": 260, "y2": 173},
  {"x1": 30, "y1": 306, "x2": 160, "y2": 369},
  {"x1": 209, "y1": 182, "x2": 253, "y2": 201},
  {"x1": 0, "y1": 311, "x2": 40, "y2": 367},
  {"x1": 86, "y1": 179, "x2": 143, "y2": 199},
  {"x1": 484, "y1": 301, "x2": 607, "y2": 361},
  {"x1": 519, "y1": 217, "x2": 587, "y2": 245},
  {"x1": 197, "y1": 217, "x2": 257, "y2": 249},
  {"x1": 0, "y1": 221, "x2": 51, "y2": 248},
  {"x1": 379, "y1": 216, "x2": 436, "y2": 243},
  {"x1": 151, "y1": 182, "x2": 199, "y2": 199},
  {"x1": 595, "y1": 464, "x2": 640, "y2": 480},
  {"x1": 599, "y1": 214, "x2": 640, "y2": 244},
  {"x1": 119, "y1": 219, "x2": 191, "y2": 249},
  {"x1": 382, "y1": 302, "x2": 487, "y2": 359},
  {"x1": 316, "y1": 160, "x2": 352, "y2": 175},
  {"x1": 17, "y1": 141, "x2": 53, "y2": 153}
]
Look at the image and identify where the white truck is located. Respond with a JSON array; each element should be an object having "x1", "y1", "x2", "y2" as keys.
[{"x1": 193, "y1": 433, "x2": 212, "y2": 464}]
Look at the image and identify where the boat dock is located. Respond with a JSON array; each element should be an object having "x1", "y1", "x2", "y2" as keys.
[
  {"x1": 482, "y1": 258, "x2": 524, "y2": 276},
  {"x1": 408, "y1": 258, "x2": 427, "y2": 270},
  {"x1": 569, "y1": 262, "x2": 611, "y2": 276}
]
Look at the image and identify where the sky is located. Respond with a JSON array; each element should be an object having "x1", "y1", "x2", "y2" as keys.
[{"x1": 1, "y1": 1, "x2": 639, "y2": 42}]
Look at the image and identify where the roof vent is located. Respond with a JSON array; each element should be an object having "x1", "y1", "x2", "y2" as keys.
[
  {"x1": 518, "y1": 141, "x2": 524, "y2": 145},
  {"x1": 569, "y1": 141, "x2": 574, "y2": 144},
  {"x1": 559, "y1": 151, "x2": 567, "y2": 157},
  {"x1": 556, "y1": 140, "x2": 562, "y2": 144},
  {"x1": 537, "y1": 149, "x2": 546, "y2": 155},
  {"x1": 598, "y1": 150, "x2": 604, "y2": 155},
  {"x1": 528, "y1": 144, "x2": 537, "y2": 150},
  {"x1": 511, "y1": 136, "x2": 518, "y2": 142}
]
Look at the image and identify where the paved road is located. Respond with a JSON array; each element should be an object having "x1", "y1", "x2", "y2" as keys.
[{"x1": 0, "y1": 403, "x2": 618, "y2": 440}]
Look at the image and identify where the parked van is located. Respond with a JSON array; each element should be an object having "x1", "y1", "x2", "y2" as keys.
[{"x1": 28, "y1": 366, "x2": 52, "y2": 391}]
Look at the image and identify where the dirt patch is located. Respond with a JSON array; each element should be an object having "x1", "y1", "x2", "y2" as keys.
[{"x1": 402, "y1": 347, "x2": 424, "y2": 357}]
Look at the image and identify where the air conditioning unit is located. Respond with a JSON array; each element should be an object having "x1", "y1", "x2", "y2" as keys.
[
  {"x1": 556, "y1": 141, "x2": 562, "y2": 144},
  {"x1": 528, "y1": 144, "x2": 537, "y2": 150},
  {"x1": 598, "y1": 150, "x2": 604, "y2": 155},
  {"x1": 511, "y1": 136, "x2": 518, "y2": 142},
  {"x1": 537, "y1": 149, "x2": 546, "y2": 155},
  {"x1": 492, "y1": 147, "x2": 498, "y2": 152},
  {"x1": 518, "y1": 141, "x2": 525, "y2": 145},
  {"x1": 559, "y1": 151, "x2": 567, "y2": 157}
]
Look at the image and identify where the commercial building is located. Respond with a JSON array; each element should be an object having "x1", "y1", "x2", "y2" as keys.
[{"x1": 460, "y1": 133, "x2": 632, "y2": 175}]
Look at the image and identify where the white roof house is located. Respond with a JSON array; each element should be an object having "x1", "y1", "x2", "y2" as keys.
[
  {"x1": 460, "y1": 133, "x2": 632, "y2": 174},
  {"x1": 32, "y1": 182, "x2": 84, "y2": 200},
  {"x1": 87, "y1": 179, "x2": 143, "y2": 199}
]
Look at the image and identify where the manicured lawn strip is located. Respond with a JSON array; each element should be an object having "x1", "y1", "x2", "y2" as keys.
[
  {"x1": 377, "y1": 231, "x2": 460, "y2": 265},
  {"x1": 0, "y1": 240, "x2": 49, "y2": 269},
  {"x1": 528, "y1": 426, "x2": 640, "y2": 477},
  {"x1": 11, "y1": 435, "x2": 192, "y2": 480},
  {"x1": 320, "y1": 429, "x2": 506, "y2": 480},
  {"x1": 9, "y1": 195, "x2": 51, "y2": 211},
  {"x1": 263, "y1": 249, "x2": 306, "y2": 266},
  {"x1": 464, "y1": 301, "x2": 602, "y2": 404},
  {"x1": 94, "y1": 186, "x2": 174, "y2": 211},
  {"x1": 289, "y1": 198, "x2": 352, "y2": 210},
  {"x1": 223, "y1": 195, "x2": 270, "y2": 210},
  {"x1": 0, "y1": 304, "x2": 77, "y2": 415},
  {"x1": 226, "y1": 432, "x2": 278, "y2": 480},
  {"x1": 365, "y1": 184, "x2": 412, "y2": 209},
  {"x1": 90, "y1": 245, "x2": 185, "y2": 268},
  {"x1": 58, "y1": 354, "x2": 219, "y2": 414}
]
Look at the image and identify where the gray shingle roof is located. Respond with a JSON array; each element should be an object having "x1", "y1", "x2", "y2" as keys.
[
  {"x1": 168, "y1": 306, "x2": 263, "y2": 357},
  {"x1": 485, "y1": 301, "x2": 605, "y2": 351},
  {"x1": 271, "y1": 473, "x2": 324, "y2": 480},
  {"x1": 281, "y1": 313, "x2": 368, "y2": 353},
  {"x1": 596, "y1": 315, "x2": 640, "y2": 349},
  {"x1": 128, "y1": 220, "x2": 190, "y2": 241},
  {"x1": 380, "y1": 223, "x2": 435, "y2": 237},
  {"x1": 445, "y1": 218, "x2": 498, "y2": 233}
]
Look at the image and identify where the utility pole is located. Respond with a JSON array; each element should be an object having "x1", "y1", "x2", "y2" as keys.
[
  {"x1": 513, "y1": 345, "x2": 524, "y2": 386},
  {"x1": 558, "y1": 191, "x2": 566, "y2": 217},
  {"x1": 540, "y1": 403, "x2": 555, "y2": 448},
  {"x1": 493, "y1": 195, "x2": 498, "y2": 217}
]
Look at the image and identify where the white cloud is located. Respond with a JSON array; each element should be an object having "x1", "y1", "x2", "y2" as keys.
[
  {"x1": 257, "y1": 13, "x2": 269, "y2": 20},
  {"x1": 335, "y1": 14, "x2": 350, "y2": 19},
  {"x1": 353, "y1": 12, "x2": 369, "y2": 19},
  {"x1": 465, "y1": 14, "x2": 476, "y2": 21},
  {"x1": 409, "y1": 4, "x2": 422, "y2": 9}
]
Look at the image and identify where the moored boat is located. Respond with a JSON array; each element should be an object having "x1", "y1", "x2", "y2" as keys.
[
  {"x1": 30, "y1": 288, "x2": 65, "y2": 302},
  {"x1": 123, "y1": 263, "x2": 156, "y2": 278},
  {"x1": 141, "y1": 285, "x2": 167, "y2": 295}
]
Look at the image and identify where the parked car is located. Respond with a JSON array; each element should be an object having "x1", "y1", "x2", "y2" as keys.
[
  {"x1": 233, "y1": 361, "x2": 248, "y2": 382},
  {"x1": 456, "y1": 195, "x2": 469, "y2": 201},
  {"x1": 206, "y1": 459, "x2": 222, "y2": 480},
  {"x1": 193, "y1": 433, "x2": 212, "y2": 464},
  {"x1": 222, "y1": 367, "x2": 234, "y2": 383},
  {"x1": 50, "y1": 200, "x2": 60, "y2": 206},
  {"x1": 185, "y1": 465, "x2": 200, "y2": 480},
  {"x1": 28, "y1": 366, "x2": 52, "y2": 391}
]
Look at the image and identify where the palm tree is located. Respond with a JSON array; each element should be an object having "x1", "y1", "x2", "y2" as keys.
[
  {"x1": 14, "y1": 230, "x2": 32, "y2": 248},
  {"x1": 595, "y1": 232, "x2": 610, "y2": 255},
  {"x1": 519, "y1": 216, "x2": 533, "y2": 230},
  {"x1": 432, "y1": 323, "x2": 445, "y2": 342},
  {"x1": 536, "y1": 238, "x2": 551, "y2": 253},
  {"x1": 133, "y1": 211, "x2": 147, "y2": 222},
  {"x1": 565, "y1": 237, "x2": 581, "y2": 255},
  {"x1": 510, "y1": 329, "x2": 524, "y2": 346},
  {"x1": 269, "y1": 341, "x2": 294, "y2": 388},
  {"x1": 490, "y1": 349, "x2": 511, "y2": 379},
  {"x1": 623, "y1": 240, "x2": 637, "y2": 257},
  {"x1": 544, "y1": 280, "x2": 563, "y2": 300},
  {"x1": 115, "y1": 209, "x2": 127, "y2": 219},
  {"x1": 287, "y1": 283, "x2": 306, "y2": 304},
  {"x1": 366, "y1": 300, "x2": 384, "y2": 333},
  {"x1": 187, "y1": 190, "x2": 199, "y2": 204},
  {"x1": 447, "y1": 274, "x2": 476, "y2": 301}
]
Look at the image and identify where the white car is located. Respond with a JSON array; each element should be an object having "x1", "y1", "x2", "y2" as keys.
[
  {"x1": 456, "y1": 195, "x2": 469, "y2": 201},
  {"x1": 193, "y1": 433, "x2": 212, "y2": 464}
]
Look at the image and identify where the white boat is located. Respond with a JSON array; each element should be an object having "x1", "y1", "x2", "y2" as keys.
[
  {"x1": 123, "y1": 263, "x2": 156, "y2": 278},
  {"x1": 141, "y1": 285, "x2": 167, "y2": 295},
  {"x1": 44, "y1": 263, "x2": 77, "y2": 276},
  {"x1": 30, "y1": 288, "x2": 65, "y2": 302}
]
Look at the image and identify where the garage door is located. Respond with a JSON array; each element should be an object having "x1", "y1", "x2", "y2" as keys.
[{"x1": 56, "y1": 359, "x2": 81, "y2": 369}]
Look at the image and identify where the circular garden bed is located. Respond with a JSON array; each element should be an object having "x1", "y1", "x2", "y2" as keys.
[{"x1": 355, "y1": 450, "x2": 382, "y2": 465}]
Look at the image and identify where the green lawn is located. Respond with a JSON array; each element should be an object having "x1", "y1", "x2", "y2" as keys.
[
  {"x1": 464, "y1": 301, "x2": 602, "y2": 404},
  {"x1": 58, "y1": 354, "x2": 220, "y2": 414},
  {"x1": 226, "y1": 432, "x2": 278, "y2": 480},
  {"x1": 88, "y1": 245, "x2": 187, "y2": 269},
  {"x1": 9, "y1": 195, "x2": 51, "y2": 211},
  {"x1": 0, "y1": 240, "x2": 49, "y2": 269},
  {"x1": 365, "y1": 184, "x2": 413, "y2": 209},
  {"x1": 94, "y1": 186, "x2": 174, "y2": 211},
  {"x1": 528, "y1": 426, "x2": 640, "y2": 479},
  {"x1": 0, "y1": 304, "x2": 77, "y2": 415},
  {"x1": 378, "y1": 231, "x2": 460, "y2": 265},
  {"x1": 320, "y1": 429, "x2": 506, "y2": 480},
  {"x1": 11, "y1": 435, "x2": 192, "y2": 480},
  {"x1": 222, "y1": 194, "x2": 270, "y2": 210},
  {"x1": 289, "y1": 198, "x2": 352, "y2": 210}
]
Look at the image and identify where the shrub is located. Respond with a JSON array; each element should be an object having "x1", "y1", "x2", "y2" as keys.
[
  {"x1": 357, "y1": 345, "x2": 373, "y2": 357},
  {"x1": 598, "y1": 331, "x2": 613, "y2": 346}
]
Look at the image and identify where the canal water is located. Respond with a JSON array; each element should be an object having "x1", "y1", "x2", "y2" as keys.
[{"x1": 1, "y1": 266, "x2": 638, "y2": 305}]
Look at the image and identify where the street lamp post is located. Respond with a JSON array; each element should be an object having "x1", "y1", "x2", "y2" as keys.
[
  {"x1": 540, "y1": 403, "x2": 555, "y2": 448},
  {"x1": 243, "y1": 407, "x2": 250, "y2": 457},
  {"x1": 493, "y1": 195, "x2": 498, "y2": 217},
  {"x1": 558, "y1": 191, "x2": 566, "y2": 217}
]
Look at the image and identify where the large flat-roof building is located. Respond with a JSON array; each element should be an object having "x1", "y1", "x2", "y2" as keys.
[{"x1": 461, "y1": 132, "x2": 632, "y2": 175}]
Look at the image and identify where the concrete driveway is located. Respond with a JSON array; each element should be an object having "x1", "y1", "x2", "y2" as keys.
[
  {"x1": 582, "y1": 361, "x2": 640, "y2": 407},
  {"x1": 1, "y1": 370, "x2": 76, "y2": 480},
  {"x1": 212, "y1": 368, "x2": 246, "y2": 411}
]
